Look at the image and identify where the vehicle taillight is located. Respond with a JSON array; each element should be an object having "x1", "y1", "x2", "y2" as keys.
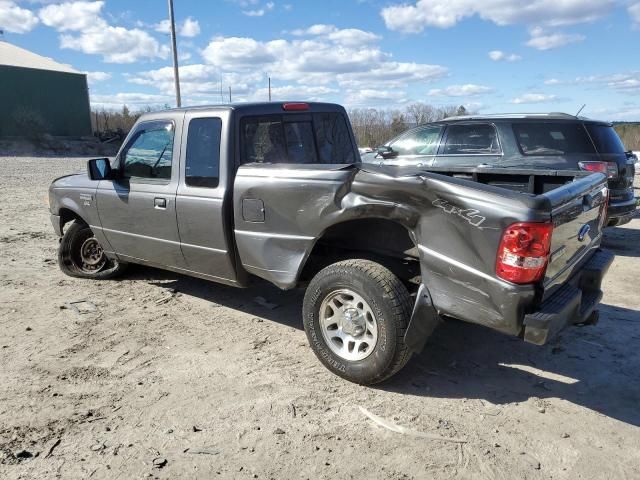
[
  {"x1": 578, "y1": 161, "x2": 618, "y2": 179},
  {"x1": 282, "y1": 102, "x2": 309, "y2": 111},
  {"x1": 496, "y1": 222, "x2": 553, "y2": 284}
]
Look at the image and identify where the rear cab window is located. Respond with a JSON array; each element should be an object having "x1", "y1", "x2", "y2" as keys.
[
  {"x1": 240, "y1": 112, "x2": 355, "y2": 164},
  {"x1": 513, "y1": 123, "x2": 596, "y2": 155},
  {"x1": 440, "y1": 124, "x2": 500, "y2": 155},
  {"x1": 185, "y1": 117, "x2": 222, "y2": 188}
]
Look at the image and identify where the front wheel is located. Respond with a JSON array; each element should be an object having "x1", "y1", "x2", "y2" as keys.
[
  {"x1": 58, "y1": 221, "x2": 127, "y2": 279},
  {"x1": 302, "y1": 259, "x2": 413, "y2": 384}
]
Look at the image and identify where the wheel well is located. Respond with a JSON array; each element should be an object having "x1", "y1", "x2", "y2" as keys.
[
  {"x1": 59, "y1": 208, "x2": 86, "y2": 231},
  {"x1": 299, "y1": 219, "x2": 421, "y2": 289}
]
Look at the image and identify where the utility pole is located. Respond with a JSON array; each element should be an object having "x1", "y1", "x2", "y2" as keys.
[
  {"x1": 228, "y1": 86, "x2": 232, "y2": 103},
  {"x1": 167, "y1": 0, "x2": 181, "y2": 107},
  {"x1": 268, "y1": 76, "x2": 271, "y2": 102}
]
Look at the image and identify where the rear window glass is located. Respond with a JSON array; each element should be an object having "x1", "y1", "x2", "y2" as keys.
[
  {"x1": 240, "y1": 113, "x2": 355, "y2": 164},
  {"x1": 585, "y1": 124, "x2": 626, "y2": 155},
  {"x1": 513, "y1": 123, "x2": 596, "y2": 155},
  {"x1": 185, "y1": 117, "x2": 222, "y2": 188},
  {"x1": 441, "y1": 124, "x2": 500, "y2": 155}
]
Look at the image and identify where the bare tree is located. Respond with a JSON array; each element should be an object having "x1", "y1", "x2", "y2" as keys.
[{"x1": 348, "y1": 102, "x2": 476, "y2": 147}]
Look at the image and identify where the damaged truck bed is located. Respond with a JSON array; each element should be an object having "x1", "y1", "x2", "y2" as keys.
[{"x1": 48, "y1": 102, "x2": 613, "y2": 384}]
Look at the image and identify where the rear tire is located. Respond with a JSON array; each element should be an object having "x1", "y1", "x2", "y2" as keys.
[
  {"x1": 303, "y1": 259, "x2": 413, "y2": 384},
  {"x1": 58, "y1": 221, "x2": 127, "y2": 279}
]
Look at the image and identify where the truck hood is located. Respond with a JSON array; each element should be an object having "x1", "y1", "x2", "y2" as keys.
[{"x1": 50, "y1": 172, "x2": 94, "y2": 189}]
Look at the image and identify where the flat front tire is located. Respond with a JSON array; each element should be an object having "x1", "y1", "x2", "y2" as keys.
[
  {"x1": 58, "y1": 221, "x2": 126, "y2": 279},
  {"x1": 303, "y1": 259, "x2": 413, "y2": 384}
]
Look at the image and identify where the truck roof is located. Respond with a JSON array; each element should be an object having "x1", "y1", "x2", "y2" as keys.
[{"x1": 154, "y1": 101, "x2": 346, "y2": 115}]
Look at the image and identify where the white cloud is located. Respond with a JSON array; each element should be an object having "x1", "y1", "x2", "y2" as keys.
[
  {"x1": 428, "y1": 84, "x2": 493, "y2": 97},
  {"x1": 85, "y1": 71, "x2": 111, "y2": 83},
  {"x1": 249, "y1": 84, "x2": 338, "y2": 102},
  {"x1": 0, "y1": 1, "x2": 39, "y2": 34},
  {"x1": 291, "y1": 24, "x2": 380, "y2": 46},
  {"x1": 541, "y1": 72, "x2": 640, "y2": 94},
  {"x1": 39, "y1": 1, "x2": 104, "y2": 32},
  {"x1": 344, "y1": 89, "x2": 408, "y2": 106},
  {"x1": 90, "y1": 92, "x2": 173, "y2": 109},
  {"x1": 511, "y1": 93, "x2": 558, "y2": 104},
  {"x1": 127, "y1": 64, "x2": 255, "y2": 98},
  {"x1": 488, "y1": 50, "x2": 521, "y2": 62},
  {"x1": 125, "y1": 31, "x2": 447, "y2": 107},
  {"x1": 526, "y1": 27, "x2": 584, "y2": 50},
  {"x1": 381, "y1": 0, "x2": 616, "y2": 33},
  {"x1": 242, "y1": 1, "x2": 274, "y2": 17},
  {"x1": 40, "y1": 1, "x2": 168, "y2": 63},
  {"x1": 155, "y1": 16, "x2": 200, "y2": 37},
  {"x1": 60, "y1": 26, "x2": 169, "y2": 63},
  {"x1": 180, "y1": 17, "x2": 200, "y2": 37},
  {"x1": 630, "y1": 3, "x2": 640, "y2": 28}
]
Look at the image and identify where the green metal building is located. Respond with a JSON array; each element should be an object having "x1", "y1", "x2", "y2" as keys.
[{"x1": 0, "y1": 41, "x2": 92, "y2": 137}]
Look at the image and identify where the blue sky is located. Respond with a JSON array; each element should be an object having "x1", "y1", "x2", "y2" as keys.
[{"x1": 1, "y1": 0, "x2": 640, "y2": 120}]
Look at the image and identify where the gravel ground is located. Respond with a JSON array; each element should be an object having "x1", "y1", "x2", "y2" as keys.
[{"x1": 1, "y1": 155, "x2": 639, "y2": 480}]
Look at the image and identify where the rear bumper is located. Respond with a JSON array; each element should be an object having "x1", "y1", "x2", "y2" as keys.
[
  {"x1": 607, "y1": 194, "x2": 636, "y2": 226},
  {"x1": 523, "y1": 249, "x2": 614, "y2": 345}
]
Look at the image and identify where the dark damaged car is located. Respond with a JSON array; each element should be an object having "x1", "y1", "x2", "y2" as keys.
[
  {"x1": 364, "y1": 113, "x2": 636, "y2": 227},
  {"x1": 49, "y1": 102, "x2": 613, "y2": 384}
]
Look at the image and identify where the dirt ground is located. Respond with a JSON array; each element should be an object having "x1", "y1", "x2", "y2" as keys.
[{"x1": 1, "y1": 155, "x2": 639, "y2": 480}]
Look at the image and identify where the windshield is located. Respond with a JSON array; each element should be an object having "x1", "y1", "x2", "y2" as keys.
[
  {"x1": 585, "y1": 124, "x2": 626, "y2": 155},
  {"x1": 513, "y1": 122, "x2": 596, "y2": 156}
]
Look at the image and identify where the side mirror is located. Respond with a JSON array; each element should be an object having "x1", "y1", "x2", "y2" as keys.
[
  {"x1": 377, "y1": 146, "x2": 397, "y2": 159},
  {"x1": 87, "y1": 158, "x2": 113, "y2": 180}
]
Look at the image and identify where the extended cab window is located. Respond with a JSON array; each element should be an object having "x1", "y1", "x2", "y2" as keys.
[
  {"x1": 390, "y1": 126, "x2": 443, "y2": 155},
  {"x1": 122, "y1": 121, "x2": 174, "y2": 180},
  {"x1": 441, "y1": 124, "x2": 500, "y2": 155},
  {"x1": 513, "y1": 123, "x2": 596, "y2": 155},
  {"x1": 185, "y1": 118, "x2": 222, "y2": 188},
  {"x1": 240, "y1": 113, "x2": 354, "y2": 164},
  {"x1": 585, "y1": 124, "x2": 626, "y2": 154}
]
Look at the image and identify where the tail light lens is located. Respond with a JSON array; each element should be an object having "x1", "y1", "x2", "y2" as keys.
[
  {"x1": 578, "y1": 161, "x2": 618, "y2": 178},
  {"x1": 496, "y1": 222, "x2": 553, "y2": 284}
]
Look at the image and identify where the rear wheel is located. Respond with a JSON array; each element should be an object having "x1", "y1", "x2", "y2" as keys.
[
  {"x1": 58, "y1": 221, "x2": 126, "y2": 279},
  {"x1": 303, "y1": 259, "x2": 413, "y2": 384}
]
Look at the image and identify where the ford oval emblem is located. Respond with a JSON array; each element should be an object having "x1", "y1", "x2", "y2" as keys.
[{"x1": 578, "y1": 224, "x2": 591, "y2": 242}]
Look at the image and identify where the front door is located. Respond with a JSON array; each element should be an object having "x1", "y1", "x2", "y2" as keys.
[{"x1": 96, "y1": 118, "x2": 185, "y2": 268}]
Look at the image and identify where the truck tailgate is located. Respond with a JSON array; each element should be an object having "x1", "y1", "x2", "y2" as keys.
[{"x1": 542, "y1": 172, "x2": 609, "y2": 299}]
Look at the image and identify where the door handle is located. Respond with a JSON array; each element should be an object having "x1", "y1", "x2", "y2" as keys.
[{"x1": 154, "y1": 197, "x2": 167, "y2": 209}]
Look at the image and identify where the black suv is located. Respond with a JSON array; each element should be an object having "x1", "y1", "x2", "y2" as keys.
[{"x1": 363, "y1": 113, "x2": 636, "y2": 226}]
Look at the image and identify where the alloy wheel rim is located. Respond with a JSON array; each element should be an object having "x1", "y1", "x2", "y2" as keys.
[{"x1": 319, "y1": 289, "x2": 378, "y2": 361}]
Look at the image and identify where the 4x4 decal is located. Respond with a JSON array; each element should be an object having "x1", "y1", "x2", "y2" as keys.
[{"x1": 432, "y1": 198, "x2": 486, "y2": 227}]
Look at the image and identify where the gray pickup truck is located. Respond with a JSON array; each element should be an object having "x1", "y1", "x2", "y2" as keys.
[{"x1": 49, "y1": 102, "x2": 613, "y2": 384}]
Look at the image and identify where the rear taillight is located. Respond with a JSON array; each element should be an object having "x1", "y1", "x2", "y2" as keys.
[
  {"x1": 578, "y1": 161, "x2": 618, "y2": 179},
  {"x1": 496, "y1": 222, "x2": 553, "y2": 284}
]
